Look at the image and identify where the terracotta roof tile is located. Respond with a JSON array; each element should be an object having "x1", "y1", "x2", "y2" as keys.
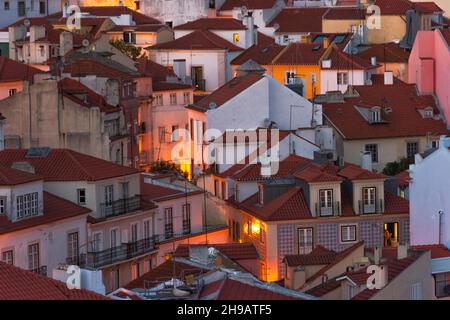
[
  {"x1": 374, "y1": 0, "x2": 414, "y2": 15},
  {"x1": 440, "y1": 29, "x2": 450, "y2": 47},
  {"x1": 412, "y1": 2, "x2": 443, "y2": 13},
  {"x1": 323, "y1": 7, "x2": 367, "y2": 20},
  {"x1": 384, "y1": 191, "x2": 409, "y2": 214},
  {"x1": 174, "y1": 18, "x2": 247, "y2": 30},
  {"x1": 272, "y1": 43, "x2": 326, "y2": 65},
  {"x1": 174, "y1": 243, "x2": 259, "y2": 260},
  {"x1": 284, "y1": 246, "x2": 337, "y2": 267},
  {"x1": 147, "y1": 30, "x2": 242, "y2": 52},
  {"x1": 0, "y1": 166, "x2": 42, "y2": 186},
  {"x1": 395, "y1": 170, "x2": 411, "y2": 188},
  {"x1": 338, "y1": 164, "x2": 386, "y2": 180},
  {"x1": 140, "y1": 178, "x2": 203, "y2": 202},
  {"x1": 0, "y1": 57, "x2": 44, "y2": 83},
  {"x1": 0, "y1": 192, "x2": 90, "y2": 234},
  {"x1": 294, "y1": 164, "x2": 344, "y2": 183},
  {"x1": 0, "y1": 149, "x2": 138, "y2": 182},
  {"x1": 267, "y1": 8, "x2": 328, "y2": 33},
  {"x1": 356, "y1": 42, "x2": 411, "y2": 63},
  {"x1": 326, "y1": 46, "x2": 379, "y2": 70},
  {"x1": 220, "y1": 0, "x2": 281, "y2": 10},
  {"x1": 411, "y1": 244, "x2": 450, "y2": 259},
  {"x1": 231, "y1": 42, "x2": 283, "y2": 66},
  {"x1": 67, "y1": 6, "x2": 161, "y2": 25},
  {"x1": 0, "y1": 262, "x2": 107, "y2": 300},
  {"x1": 323, "y1": 75, "x2": 450, "y2": 140}
]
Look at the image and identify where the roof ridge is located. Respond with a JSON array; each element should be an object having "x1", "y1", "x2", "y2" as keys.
[{"x1": 63, "y1": 149, "x2": 96, "y2": 180}]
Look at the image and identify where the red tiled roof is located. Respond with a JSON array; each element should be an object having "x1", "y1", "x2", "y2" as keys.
[
  {"x1": 411, "y1": 244, "x2": 450, "y2": 259},
  {"x1": 0, "y1": 192, "x2": 90, "y2": 234},
  {"x1": 338, "y1": 164, "x2": 386, "y2": 180},
  {"x1": 136, "y1": 58, "x2": 175, "y2": 82},
  {"x1": 0, "y1": 149, "x2": 138, "y2": 182},
  {"x1": 440, "y1": 29, "x2": 450, "y2": 48},
  {"x1": 0, "y1": 261, "x2": 107, "y2": 300},
  {"x1": 356, "y1": 42, "x2": 411, "y2": 63},
  {"x1": 0, "y1": 166, "x2": 42, "y2": 186},
  {"x1": 66, "y1": 6, "x2": 161, "y2": 25},
  {"x1": 1, "y1": 16, "x2": 52, "y2": 31},
  {"x1": 174, "y1": 243, "x2": 259, "y2": 260},
  {"x1": 384, "y1": 191, "x2": 409, "y2": 214},
  {"x1": 59, "y1": 78, "x2": 119, "y2": 114},
  {"x1": 0, "y1": 57, "x2": 44, "y2": 83},
  {"x1": 214, "y1": 277, "x2": 301, "y2": 300},
  {"x1": 351, "y1": 255, "x2": 419, "y2": 300},
  {"x1": 395, "y1": 170, "x2": 411, "y2": 188},
  {"x1": 374, "y1": 0, "x2": 414, "y2": 15},
  {"x1": 272, "y1": 43, "x2": 326, "y2": 65},
  {"x1": 231, "y1": 43, "x2": 284, "y2": 66},
  {"x1": 174, "y1": 18, "x2": 247, "y2": 30},
  {"x1": 294, "y1": 164, "x2": 344, "y2": 183},
  {"x1": 241, "y1": 186, "x2": 312, "y2": 222},
  {"x1": 147, "y1": 30, "x2": 242, "y2": 52},
  {"x1": 267, "y1": 8, "x2": 328, "y2": 33},
  {"x1": 323, "y1": 75, "x2": 450, "y2": 140},
  {"x1": 15, "y1": 27, "x2": 85, "y2": 46},
  {"x1": 124, "y1": 260, "x2": 205, "y2": 289},
  {"x1": 108, "y1": 24, "x2": 167, "y2": 33},
  {"x1": 219, "y1": 0, "x2": 281, "y2": 10},
  {"x1": 284, "y1": 245, "x2": 337, "y2": 267},
  {"x1": 61, "y1": 59, "x2": 140, "y2": 80},
  {"x1": 140, "y1": 179, "x2": 203, "y2": 202},
  {"x1": 323, "y1": 7, "x2": 367, "y2": 20},
  {"x1": 306, "y1": 280, "x2": 341, "y2": 297},
  {"x1": 413, "y1": 2, "x2": 443, "y2": 13},
  {"x1": 152, "y1": 81, "x2": 193, "y2": 92},
  {"x1": 325, "y1": 46, "x2": 379, "y2": 70},
  {"x1": 191, "y1": 73, "x2": 263, "y2": 111}
]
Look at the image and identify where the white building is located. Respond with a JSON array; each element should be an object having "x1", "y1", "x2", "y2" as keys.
[
  {"x1": 0, "y1": 0, "x2": 63, "y2": 29},
  {"x1": 409, "y1": 136, "x2": 450, "y2": 247}
]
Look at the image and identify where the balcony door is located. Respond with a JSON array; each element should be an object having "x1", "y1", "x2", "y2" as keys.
[
  {"x1": 363, "y1": 187, "x2": 376, "y2": 214},
  {"x1": 67, "y1": 232, "x2": 79, "y2": 265},
  {"x1": 28, "y1": 243, "x2": 40, "y2": 272},
  {"x1": 191, "y1": 66, "x2": 204, "y2": 90},
  {"x1": 298, "y1": 228, "x2": 313, "y2": 254},
  {"x1": 105, "y1": 185, "x2": 114, "y2": 208},
  {"x1": 319, "y1": 189, "x2": 333, "y2": 216}
]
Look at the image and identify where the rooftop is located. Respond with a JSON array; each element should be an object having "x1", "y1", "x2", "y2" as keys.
[
  {"x1": 356, "y1": 42, "x2": 411, "y2": 63},
  {"x1": 0, "y1": 166, "x2": 42, "y2": 186},
  {"x1": 174, "y1": 18, "x2": 248, "y2": 31},
  {"x1": 219, "y1": 0, "x2": 282, "y2": 11},
  {"x1": 173, "y1": 243, "x2": 259, "y2": 260},
  {"x1": 0, "y1": 57, "x2": 44, "y2": 83},
  {"x1": 267, "y1": 7, "x2": 329, "y2": 33}
]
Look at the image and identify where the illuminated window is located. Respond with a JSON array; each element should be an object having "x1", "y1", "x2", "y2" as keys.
[{"x1": 233, "y1": 33, "x2": 239, "y2": 43}]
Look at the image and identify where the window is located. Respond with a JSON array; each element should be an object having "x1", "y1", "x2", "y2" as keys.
[
  {"x1": 30, "y1": 0, "x2": 34, "y2": 11},
  {"x1": 121, "y1": 182, "x2": 129, "y2": 199},
  {"x1": 77, "y1": 189, "x2": 86, "y2": 205},
  {"x1": 183, "y1": 92, "x2": 191, "y2": 104},
  {"x1": 407, "y1": 142, "x2": 419, "y2": 160},
  {"x1": 365, "y1": 144, "x2": 378, "y2": 163},
  {"x1": 16, "y1": 192, "x2": 39, "y2": 219},
  {"x1": 234, "y1": 184, "x2": 239, "y2": 202},
  {"x1": 4, "y1": 1, "x2": 10, "y2": 10},
  {"x1": 51, "y1": 46, "x2": 59, "y2": 57},
  {"x1": 182, "y1": 204, "x2": 190, "y2": 234},
  {"x1": 110, "y1": 270, "x2": 119, "y2": 291},
  {"x1": 232, "y1": 221, "x2": 241, "y2": 242},
  {"x1": 233, "y1": 33, "x2": 239, "y2": 43},
  {"x1": 423, "y1": 108, "x2": 434, "y2": 118},
  {"x1": 434, "y1": 272, "x2": 450, "y2": 298},
  {"x1": 362, "y1": 187, "x2": 376, "y2": 214},
  {"x1": 18, "y1": 1, "x2": 25, "y2": 16},
  {"x1": 347, "y1": 285, "x2": 357, "y2": 299},
  {"x1": 260, "y1": 225, "x2": 265, "y2": 244},
  {"x1": 410, "y1": 282, "x2": 422, "y2": 300},
  {"x1": 39, "y1": 1, "x2": 45, "y2": 14},
  {"x1": 170, "y1": 93, "x2": 177, "y2": 105},
  {"x1": 67, "y1": 232, "x2": 79, "y2": 265},
  {"x1": 164, "y1": 208, "x2": 173, "y2": 239},
  {"x1": 134, "y1": 0, "x2": 140, "y2": 10},
  {"x1": 432, "y1": 140, "x2": 439, "y2": 149},
  {"x1": 131, "y1": 263, "x2": 140, "y2": 280},
  {"x1": 28, "y1": 243, "x2": 40, "y2": 271},
  {"x1": 110, "y1": 228, "x2": 119, "y2": 248},
  {"x1": 337, "y1": 72, "x2": 349, "y2": 85},
  {"x1": 341, "y1": 225, "x2": 357, "y2": 242},
  {"x1": 319, "y1": 189, "x2": 333, "y2": 216},
  {"x1": 92, "y1": 232, "x2": 102, "y2": 252},
  {"x1": 247, "y1": 219, "x2": 252, "y2": 235},
  {"x1": 221, "y1": 181, "x2": 226, "y2": 200},
  {"x1": 171, "y1": 125, "x2": 179, "y2": 142},
  {"x1": 298, "y1": 228, "x2": 313, "y2": 254},
  {"x1": 258, "y1": 185, "x2": 264, "y2": 205},
  {"x1": 143, "y1": 219, "x2": 152, "y2": 239},
  {"x1": 214, "y1": 180, "x2": 219, "y2": 196},
  {"x1": 285, "y1": 71, "x2": 295, "y2": 84},
  {"x1": 8, "y1": 88, "x2": 16, "y2": 97},
  {"x1": 1, "y1": 250, "x2": 13, "y2": 265},
  {"x1": 158, "y1": 127, "x2": 165, "y2": 143},
  {"x1": 370, "y1": 107, "x2": 382, "y2": 123},
  {"x1": 104, "y1": 185, "x2": 114, "y2": 207},
  {"x1": 39, "y1": 45, "x2": 45, "y2": 57},
  {"x1": 0, "y1": 197, "x2": 6, "y2": 214},
  {"x1": 131, "y1": 223, "x2": 138, "y2": 242},
  {"x1": 123, "y1": 32, "x2": 136, "y2": 44},
  {"x1": 154, "y1": 94, "x2": 163, "y2": 106}
]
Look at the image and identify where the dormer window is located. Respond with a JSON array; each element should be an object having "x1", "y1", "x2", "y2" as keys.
[
  {"x1": 16, "y1": 192, "x2": 39, "y2": 220},
  {"x1": 370, "y1": 107, "x2": 382, "y2": 123},
  {"x1": 423, "y1": 107, "x2": 434, "y2": 118}
]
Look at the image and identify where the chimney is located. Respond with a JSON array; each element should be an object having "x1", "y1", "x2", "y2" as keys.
[
  {"x1": 0, "y1": 114, "x2": 5, "y2": 151},
  {"x1": 60, "y1": 31, "x2": 73, "y2": 57},
  {"x1": 384, "y1": 71, "x2": 393, "y2": 85},
  {"x1": 323, "y1": 37, "x2": 330, "y2": 49},
  {"x1": 30, "y1": 25, "x2": 46, "y2": 43},
  {"x1": 360, "y1": 150, "x2": 373, "y2": 171},
  {"x1": 63, "y1": 3, "x2": 68, "y2": 18},
  {"x1": 397, "y1": 244, "x2": 408, "y2": 259},
  {"x1": 371, "y1": 56, "x2": 377, "y2": 66},
  {"x1": 245, "y1": 11, "x2": 256, "y2": 48}
]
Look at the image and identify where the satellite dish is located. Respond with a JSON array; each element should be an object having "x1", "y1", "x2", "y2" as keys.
[
  {"x1": 82, "y1": 39, "x2": 90, "y2": 47},
  {"x1": 209, "y1": 102, "x2": 217, "y2": 110}
]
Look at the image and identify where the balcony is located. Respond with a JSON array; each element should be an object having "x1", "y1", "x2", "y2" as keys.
[
  {"x1": 183, "y1": 220, "x2": 191, "y2": 235},
  {"x1": 194, "y1": 79, "x2": 206, "y2": 91},
  {"x1": 165, "y1": 224, "x2": 174, "y2": 239},
  {"x1": 79, "y1": 236, "x2": 158, "y2": 269},
  {"x1": 100, "y1": 196, "x2": 141, "y2": 219},
  {"x1": 315, "y1": 201, "x2": 341, "y2": 217},
  {"x1": 30, "y1": 266, "x2": 47, "y2": 277},
  {"x1": 358, "y1": 199, "x2": 384, "y2": 214}
]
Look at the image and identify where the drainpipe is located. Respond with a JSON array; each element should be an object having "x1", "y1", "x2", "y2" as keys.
[{"x1": 439, "y1": 210, "x2": 444, "y2": 245}]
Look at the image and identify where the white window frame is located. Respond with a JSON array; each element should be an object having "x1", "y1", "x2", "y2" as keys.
[
  {"x1": 410, "y1": 282, "x2": 422, "y2": 300},
  {"x1": 92, "y1": 231, "x2": 103, "y2": 252},
  {"x1": 104, "y1": 185, "x2": 114, "y2": 207},
  {"x1": 16, "y1": 192, "x2": 39, "y2": 220},
  {"x1": 1, "y1": 249, "x2": 14, "y2": 265},
  {"x1": 340, "y1": 224, "x2": 357, "y2": 243},
  {"x1": 298, "y1": 227, "x2": 313, "y2": 254},
  {"x1": 27, "y1": 242, "x2": 40, "y2": 271},
  {"x1": 143, "y1": 219, "x2": 152, "y2": 239},
  {"x1": 131, "y1": 223, "x2": 139, "y2": 243},
  {"x1": 319, "y1": 189, "x2": 333, "y2": 216},
  {"x1": 110, "y1": 227, "x2": 120, "y2": 248},
  {"x1": 77, "y1": 188, "x2": 86, "y2": 205}
]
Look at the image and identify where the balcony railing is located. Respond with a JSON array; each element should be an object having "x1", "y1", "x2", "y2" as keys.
[
  {"x1": 183, "y1": 220, "x2": 191, "y2": 235},
  {"x1": 358, "y1": 199, "x2": 384, "y2": 214},
  {"x1": 30, "y1": 266, "x2": 47, "y2": 277},
  {"x1": 435, "y1": 280, "x2": 450, "y2": 298},
  {"x1": 315, "y1": 201, "x2": 341, "y2": 217},
  {"x1": 165, "y1": 224, "x2": 174, "y2": 239},
  {"x1": 194, "y1": 79, "x2": 206, "y2": 91},
  {"x1": 100, "y1": 196, "x2": 141, "y2": 219},
  {"x1": 79, "y1": 236, "x2": 158, "y2": 269}
]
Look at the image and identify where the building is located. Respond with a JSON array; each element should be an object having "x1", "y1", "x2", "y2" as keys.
[
  {"x1": 408, "y1": 29, "x2": 450, "y2": 124},
  {"x1": 0, "y1": 261, "x2": 107, "y2": 300},
  {"x1": 217, "y1": 154, "x2": 410, "y2": 281},
  {"x1": 0, "y1": 0, "x2": 63, "y2": 29},
  {"x1": 0, "y1": 56, "x2": 44, "y2": 101},
  {"x1": 321, "y1": 74, "x2": 450, "y2": 173},
  {"x1": 0, "y1": 76, "x2": 127, "y2": 163},
  {"x1": 357, "y1": 42, "x2": 411, "y2": 82},
  {"x1": 146, "y1": 29, "x2": 243, "y2": 92}
]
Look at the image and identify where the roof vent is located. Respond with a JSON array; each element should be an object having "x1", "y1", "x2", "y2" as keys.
[
  {"x1": 384, "y1": 107, "x2": 393, "y2": 113},
  {"x1": 26, "y1": 147, "x2": 51, "y2": 158},
  {"x1": 11, "y1": 162, "x2": 35, "y2": 174}
]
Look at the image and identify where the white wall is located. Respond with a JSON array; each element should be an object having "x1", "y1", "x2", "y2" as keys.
[
  {"x1": 320, "y1": 70, "x2": 366, "y2": 94},
  {"x1": 0, "y1": 180, "x2": 44, "y2": 222},
  {"x1": 0, "y1": 0, "x2": 63, "y2": 29},
  {"x1": 409, "y1": 138, "x2": 450, "y2": 247}
]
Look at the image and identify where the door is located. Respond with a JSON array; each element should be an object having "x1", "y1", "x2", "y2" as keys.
[
  {"x1": 319, "y1": 190, "x2": 333, "y2": 216},
  {"x1": 298, "y1": 228, "x2": 313, "y2": 254},
  {"x1": 110, "y1": 228, "x2": 119, "y2": 248},
  {"x1": 191, "y1": 66, "x2": 204, "y2": 90},
  {"x1": 363, "y1": 187, "x2": 376, "y2": 213},
  {"x1": 28, "y1": 243, "x2": 40, "y2": 271},
  {"x1": 67, "y1": 232, "x2": 79, "y2": 265}
]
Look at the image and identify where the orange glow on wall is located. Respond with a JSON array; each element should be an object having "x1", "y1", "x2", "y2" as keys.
[{"x1": 79, "y1": 0, "x2": 138, "y2": 10}]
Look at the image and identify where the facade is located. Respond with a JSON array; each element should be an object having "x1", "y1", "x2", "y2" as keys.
[
  {"x1": 0, "y1": 0, "x2": 63, "y2": 29},
  {"x1": 408, "y1": 29, "x2": 450, "y2": 124}
]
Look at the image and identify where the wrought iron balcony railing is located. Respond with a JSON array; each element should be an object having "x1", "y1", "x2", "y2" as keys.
[
  {"x1": 100, "y1": 196, "x2": 141, "y2": 219},
  {"x1": 30, "y1": 266, "x2": 47, "y2": 277}
]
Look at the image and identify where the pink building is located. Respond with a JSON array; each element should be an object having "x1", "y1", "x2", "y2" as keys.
[{"x1": 409, "y1": 29, "x2": 450, "y2": 125}]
